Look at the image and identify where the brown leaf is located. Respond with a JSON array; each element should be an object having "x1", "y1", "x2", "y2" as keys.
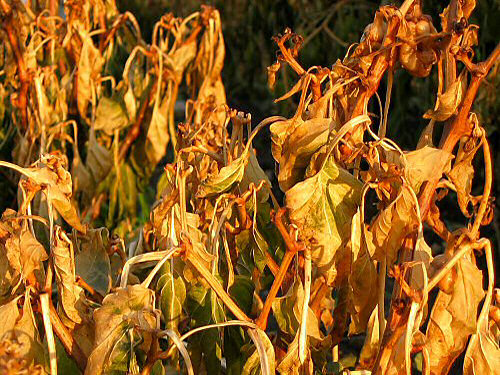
[
  {"x1": 423, "y1": 70, "x2": 467, "y2": 122},
  {"x1": 369, "y1": 185, "x2": 418, "y2": 265},
  {"x1": 85, "y1": 285, "x2": 157, "y2": 375},
  {"x1": 53, "y1": 226, "x2": 88, "y2": 325},
  {"x1": 426, "y1": 252, "x2": 485, "y2": 374},
  {"x1": 463, "y1": 316, "x2": 500, "y2": 374},
  {"x1": 77, "y1": 35, "x2": 104, "y2": 119}
]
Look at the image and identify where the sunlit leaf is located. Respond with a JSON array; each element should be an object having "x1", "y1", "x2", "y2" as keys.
[{"x1": 286, "y1": 156, "x2": 362, "y2": 284}]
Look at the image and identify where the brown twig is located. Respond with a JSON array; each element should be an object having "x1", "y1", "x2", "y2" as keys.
[
  {"x1": 76, "y1": 276, "x2": 104, "y2": 304},
  {"x1": 418, "y1": 43, "x2": 500, "y2": 220},
  {"x1": 255, "y1": 209, "x2": 304, "y2": 330}
]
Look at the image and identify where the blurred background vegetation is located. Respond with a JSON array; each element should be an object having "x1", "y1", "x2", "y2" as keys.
[{"x1": 118, "y1": 0, "x2": 499, "y2": 247}]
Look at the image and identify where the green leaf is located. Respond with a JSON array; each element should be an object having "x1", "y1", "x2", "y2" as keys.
[
  {"x1": 286, "y1": 156, "x2": 362, "y2": 283},
  {"x1": 197, "y1": 153, "x2": 249, "y2": 198},
  {"x1": 271, "y1": 278, "x2": 322, "y2": 340},
  {"x1": 74, "y1": 228, "x2": 112, "y2": 296},
  {"x1": 158, "y1": 261, "x2": 186, "y2": 332},
  {"x1": 229, "y1": 275, "x2": 255, "y2": 315}
]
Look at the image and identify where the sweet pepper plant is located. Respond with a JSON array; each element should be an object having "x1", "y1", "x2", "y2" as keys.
[{"x1": 0, "y1": 0, "x2": 498, "y2": 374}]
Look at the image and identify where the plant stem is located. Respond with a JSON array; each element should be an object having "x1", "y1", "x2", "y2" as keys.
[
  {"x1": 47, "y1": 297, "x2": 88, "y2": 372},
  {"x1": 184, "y1": 242, "x2": 251, "y2": 322},
  {"x1": 255, "y1": 209, "x2": 304, "y2": 329},
  {"x1": 418, "y1": 43, "x2": 500, "y2": 220}
]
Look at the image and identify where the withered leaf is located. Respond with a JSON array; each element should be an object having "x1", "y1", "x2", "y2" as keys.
[
  {"x1": 369, "y1": 185, "x2": 418, "y2": 265},
  {"x1": 271, "y1": 278, "x2": 322, "y2": 340},
  {"x1": 86, "y1": 129, "x2": 113, "y2": 185},
  {"x1": 463, "y1": 316, "x2": 500, "y2": 374},
  {"x1": 94, "y1": 96, "x2": 129, "y2": 135},
  {"x1": 277, "y1": 118, "x2": 332, "y2": 191},
  {"x1": 5, "y1": 226, "x2": 47, "y2": 282},
  {"x1": 77, "y1": 35, "x2": 104, "y2": 119},
  {"x1": 2, "y1": 155, "x2": 86, "y2": 232},
  {"x1": 85, "y1": 285, "x2": 157, "y2": 375},
  {"x1": 404, "y1": 146, "x2": 453, "y2": 192},
  {"x1": 424, "y1": 70, "x2": 467, "y2": 122},
  {"x1": 146, "y1": 94, "x2": 170, "y2": 165},
  {"x1": 197, "y1": 152, "x2": 249, "y2": 198},
  {"x1": 73, "y1": 228, "x2": 112, "y2": 296},
  {"x1": 286, "y1": 156, "x2": 362, "y2": 284},
  {"x1": 348, "y1": 231, "x2": 378, "y2": 335},
  {"x1": 53, "y1": 226, "x2": 88, "y2": 325},
  {"x1": 426, "y1": 253, "x2": 485, "y2": 374}
]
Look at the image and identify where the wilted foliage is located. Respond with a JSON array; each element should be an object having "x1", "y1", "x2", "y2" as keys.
[{"x1": 0, "y1": 0, "x2": 498, "y2": 374}]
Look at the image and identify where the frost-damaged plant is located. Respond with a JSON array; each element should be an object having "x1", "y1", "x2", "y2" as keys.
[{"x1": 0, "y1": 0, "x2": 498, "y2": 374}]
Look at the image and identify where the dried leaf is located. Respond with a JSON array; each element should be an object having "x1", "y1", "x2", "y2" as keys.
[
  {"x1": 277, "y1": 118, "x2": 332, "y2": 191},
  {"x1": 463, "y1": 318, "x2": 500, "y2": 374},
  {"x1": 424, "y1": 70, "x2": 467, "y2": 121},
  {"x1": 405, "y1": 146, "x2": 453, "y2": 192},
  {"x1": 77, "y1": 35, "x2": 104, "y2": 119},
  {"x1": 426, "y1": 253, "x2": 485, "y2": 374},
  {"x1": 85, "y1": 285, "x2": 157, "y2": 375},
  {"x1": 94, "y1": 96, "x2": 129, "y2": 135},
  {"x1": 53, "y1": 226, "x2": 88, "y2": 325},
  {"x1": 369, "y1": 185, "x2": 418, "y2": 265},
  {"x1": 146, "y1": 94, "x2": 170, "y2": 165}
]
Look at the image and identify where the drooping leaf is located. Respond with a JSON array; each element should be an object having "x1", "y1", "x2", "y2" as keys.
[
  {"x1": 277, "y1": 118, "x2": 332, "y2": 191},
  {"x1": 197, "y1": 152, "x2": 249, "y2": 198},
  {"x1": 158, "y1": 261, "x2": 186, "y2": 332},
  {"x1": 426, "y1": 253, "x2": 485, "y2": 374},
  {"x1": 286, "y1": 156, "x2": 362, "y2": 284},
  {"x1": 369, "y1": 185, "x2": 418, "y2": 265},
  {"x1": 53, "y1": 226, "x2": 88, "y2": 325},
  {"x1": 348, "y1": 231, "x2": 378, "y2": 335},
  {"x1": 146, "y1": 94, "x2": 170, "y2": 166},
  {"x1": 5, "y1": 224, "x2": 47, "y2": 282},
  {"x1": 94, "y1": 96, "x2": 129, "y2": 135},
  {"x1": 77, "y1": 35, "x2": 104, "y2": 119},
  {"x1": 271, "y1": 278, "x2": 321, "y2": 340},
  {"x1": 242, "y1": 329, "x2": 276, "y2": 375},
  {"x1": 463, "y1": 315, "x2": 500, "y2": 375},
  {"x1": 404, "y1": 146, "x2": 453, "y2": 192},
  {"x1": 86, "y1": 129, "x2": 113, "y2": 185},
  {"x1": 423, "y1": 70, "x2": 467, "y2": 121},
  {"x1": 85, "y1": 285, "x2": 157, "y2": 375},
  {"x1": 73, "y1": 227, "x2": 112, "y2": 296}
]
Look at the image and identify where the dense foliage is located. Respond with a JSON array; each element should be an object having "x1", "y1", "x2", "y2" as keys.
[{"x1": 0, "y1": 0, "x2": 498, "y2": 374}]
